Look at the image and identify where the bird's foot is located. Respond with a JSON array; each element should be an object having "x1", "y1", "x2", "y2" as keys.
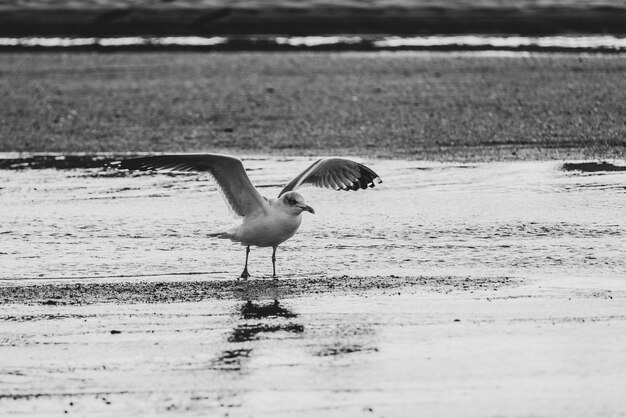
[{"x1": 240, "y1": 269, "x2": 250, "y2": 279}]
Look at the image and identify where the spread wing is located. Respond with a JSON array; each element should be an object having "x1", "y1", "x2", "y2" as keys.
[
  {"x1": 279, "y1": 158, "x2": 382, "y2": 197},
  {"x1": 113, "y1": 154, "x2": 268, "y2": 217}
]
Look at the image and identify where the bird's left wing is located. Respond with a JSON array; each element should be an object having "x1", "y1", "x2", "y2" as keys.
[
  {"x1": 278, "y1": 158, "x2": 381, "y2": 197},
  {"x1": 113, "y1": 154, "x2": 268, "y2": 217}
]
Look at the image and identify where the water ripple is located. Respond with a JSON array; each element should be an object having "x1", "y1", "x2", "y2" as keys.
[{"x1": 1, "y1": 158, "x2": 625, "y2": 281}]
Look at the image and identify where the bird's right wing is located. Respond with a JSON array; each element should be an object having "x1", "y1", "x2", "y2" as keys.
[{"x1": 113, "y1": 154, "x2": 268, "y2": 217}]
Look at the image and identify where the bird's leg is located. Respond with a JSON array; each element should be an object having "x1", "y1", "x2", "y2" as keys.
[
  {"x1": 240, "y1": 246, "x2": 251, "y2": 279},
  {"x1": 271, "y1": 246, "x2": 277, "y2": 278}
]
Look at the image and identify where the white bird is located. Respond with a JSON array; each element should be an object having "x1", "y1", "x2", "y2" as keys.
[{"x1": 115, "y1": 154, "x2": 381, "y2": 278}]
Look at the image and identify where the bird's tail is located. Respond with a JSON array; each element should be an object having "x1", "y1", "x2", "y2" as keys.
[
  {"x1": 208, "y1": 226, "x2": 242, "y2": 244},
  {"x1": 207, "y1": 231, "x2": 231, "y2": 239},
  {"x1": 207, "y1": 227, "x2": 243, "y2": 245}
]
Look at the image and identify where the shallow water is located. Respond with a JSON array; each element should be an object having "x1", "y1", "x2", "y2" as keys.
[
  {"x1": 2, "y1": 157, "x2": 626, "y2": 417},
  {"x1": 1, "y1": 157, "x2": 624, "y2": 282},
  {"x1": 0, "y1": 35, "x2": 626, "y2": 51},
  {"x1": 2, "y1": 35, "x2": 625, "y2": 52},
  {"x1": 2, "y1": 286, "x2": 626, "y2": 417}
]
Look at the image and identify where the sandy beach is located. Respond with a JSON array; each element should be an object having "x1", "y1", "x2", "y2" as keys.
[
  {"x1": 2, "y1": 275, "x2": 626, "y2": 417},
  {"x1": 2, "y1": 157, "x2": 625, "y2": 416},
  {"x1": 1, "y1": 52, "x2": 625, "y2": 161},
  {"x1": 1, "y1": 48, "x2": 625, "y2": 416}
]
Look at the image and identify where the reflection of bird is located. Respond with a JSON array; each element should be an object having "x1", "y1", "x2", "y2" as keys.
[{"x1": 115, "y1": 154, "x2": 381, "y2": 278}]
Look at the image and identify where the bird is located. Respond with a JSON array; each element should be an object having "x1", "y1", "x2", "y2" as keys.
[{"x1": 113, "y1": 154, "x2": 381, "y2": 278}]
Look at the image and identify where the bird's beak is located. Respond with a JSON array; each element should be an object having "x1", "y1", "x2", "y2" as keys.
[{"x1": 301, "y1": 205, "x2": 315, "y2": 214}]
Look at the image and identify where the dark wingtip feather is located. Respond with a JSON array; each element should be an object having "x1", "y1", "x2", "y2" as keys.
[
  {"x1": 354, "y1": 163, "x2": 382, "y2": 191},
  {"x1": 115, "y1": 156, "x2": 174, "y2": 172},
  {"x1": 114, "y1": 157, "x2": 146, "y2": 171}
]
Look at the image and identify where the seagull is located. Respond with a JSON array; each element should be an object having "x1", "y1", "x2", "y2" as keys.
[{"x1": 114, "y1": 154, "x2": 381, "y2": 278}]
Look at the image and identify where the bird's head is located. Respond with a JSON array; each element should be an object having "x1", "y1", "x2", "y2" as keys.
[{"x1": 279, "y1": 191, "x2": 315, "y2": 215}]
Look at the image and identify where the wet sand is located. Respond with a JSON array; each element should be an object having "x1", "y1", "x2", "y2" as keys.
[
  {"x1": 0, "y1": 275, "x2": 517, "y2": 305},
  {"x1": 1, "y1": 158, "x2": 625, "y2": 415},
  {"x1": 2, "y1": 47, "x2": 625, "y2": 415},
  {"x1": 2, "y1": 274, "x2": 626, "y2": 416}
]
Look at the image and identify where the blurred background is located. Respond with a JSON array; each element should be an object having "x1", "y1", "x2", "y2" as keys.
[{"x1": 1, "y1": 0, "x2": 625, "y2": 51}]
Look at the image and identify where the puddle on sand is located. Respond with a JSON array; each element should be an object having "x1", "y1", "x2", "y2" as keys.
[
  {"x1": 1, "y1": 158, "x2": 625, "y2": 281},
  {"x1": 3, "y1": 290, "x2": 625, "y2": 417}
]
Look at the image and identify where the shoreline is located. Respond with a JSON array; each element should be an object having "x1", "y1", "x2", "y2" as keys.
[
  {"x1": 0, "y1": 275, "x2": 519, "y2": 305},
  {"x1": 1, "y1": 35, "x2": 626, "y2": 53},
  {"x1": 1, "y1": 147, "x2": 626, "y2": 167}
]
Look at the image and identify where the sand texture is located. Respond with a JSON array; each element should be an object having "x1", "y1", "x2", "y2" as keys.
[
  {"x1": 2, "y1": 274, "x2": 626, "y2": 417},
  {"x1": 2, "y1": 43, "x2": 626, "y2": 417},
  {"x1": 1, "y1": 52, "x2": 625, "y2": 161}
]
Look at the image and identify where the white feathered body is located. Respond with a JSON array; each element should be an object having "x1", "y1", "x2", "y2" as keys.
[{"x1": 219, "y1": 198, "x2": 303, "y2": 247}]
